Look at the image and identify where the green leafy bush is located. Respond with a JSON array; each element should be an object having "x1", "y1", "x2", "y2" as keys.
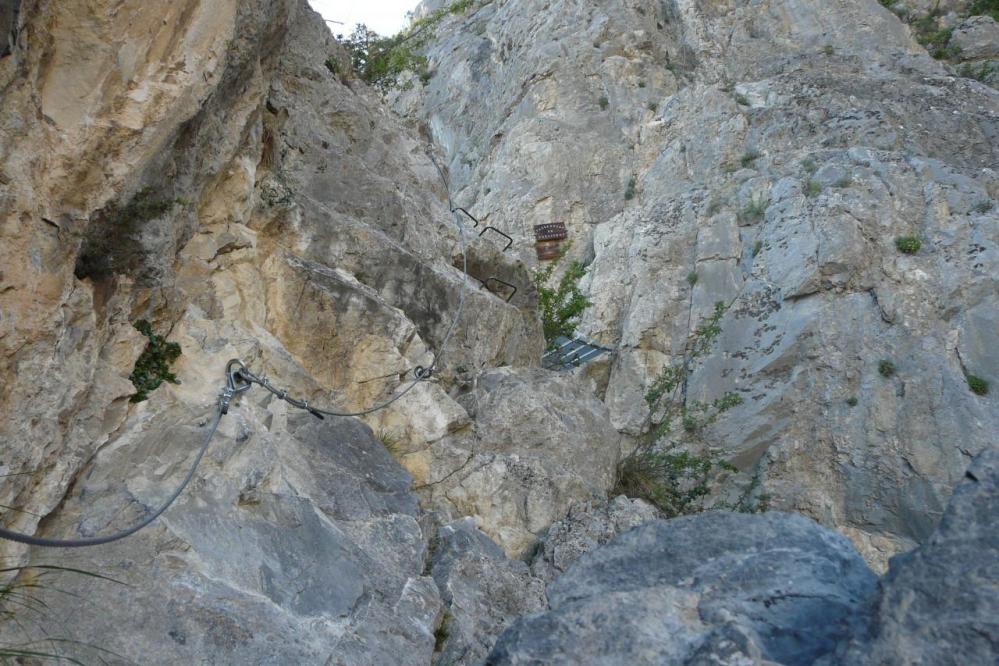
[
  {"x1": 129, "y1": 320, "x2": 182, "y2": 403},
  {"x1": 337, "y1": 0, "x2": 473, "y2": 90},
  {"x1": 686, "y1": 271, "x2": 699, "y2": 286},
  {"x1": 969, "y1": 0, "x2": 999, "y2": 21},
  {"x1": 879, "y1": 359, "x2": 896, "y2": 378},
  {"x1": 805, "y1": 180, "x2": 822, "y2": 197},
  {"x1": 967, "y1": 374, "x2": 990, "y2": 396},
  {"x1": 533, "y1": 251, "x2": 592, "y2": 350},
  {"x1": 598, "y1": 95, "x2": 609, "y2": 110},
  {"x1": 617, "y1": 302, "x2": 764, "y2": 516},
  {"x1": 895, "y1": 236, "x2": 922, "y2": 254}
]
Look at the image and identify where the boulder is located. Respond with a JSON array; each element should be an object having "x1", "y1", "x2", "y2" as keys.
[{"x1": 488, "y1": 512, "x2": 878, "y2": 665}]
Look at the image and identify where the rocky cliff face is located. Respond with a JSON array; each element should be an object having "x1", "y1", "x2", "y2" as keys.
[
  {"x1": 397, "y1": 0, "x2": 999, "y2": 568},
  {"x1": 0, "y1": 0, "x2": 996, "y2": 664}
]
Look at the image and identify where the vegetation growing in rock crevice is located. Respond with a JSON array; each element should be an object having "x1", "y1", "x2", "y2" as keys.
[
  {"x1": 966, "y1": 374, "x2": 990, "y2": 396},
  {"x1": 533, "y1": 248, "x2": 592, "y2": 350},
  {"x1": 129, "y1": 320, "x2": 182, "y2": 403},
  {"x1": 886, "y1": 0, "x2": 999, "y2": 60},
  {"x1": 1, "y1": 564, "x2": 122, "y2": 662},
  {"x1": 74, "y1": 187, "x2": 181, "y2": 282},
  {"x1": 895, "y1": 236, "x2": 922, "y2": 254},
  {"x1": 335, "y1": 0, "x2": 474, "y2": 90},
  {"x1": 616, "y1": 302, "x2": 768, "y2": 517}
]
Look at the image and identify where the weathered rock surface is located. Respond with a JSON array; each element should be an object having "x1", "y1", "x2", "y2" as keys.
[
  {"x1": 488, "y1": 448, "x2": 998, "y2": 665},
  {"x1": 846, "y1": 446, "x2": 999, "y2": 665},
  {"x1": 1, "y1": 0, "x2": 997, "y2": 663},
  {"x1": 429, "y1": 518, "x2": 547, "y2": 665},
  {"x1": 0, "y1": 0, "x2": 559, "y2": 661},
  {"x1": 529, "y1": 494, "x2": 660, "y2": 583},
  {"x1": 0, "y1": 394, "x2": 441, "y2": 664},
  {"x1": 411, "y1": 367, "x2": 622, "y2": 557},
  {"x1": 489, "y1": 511, "x2": 879, "y2": 665},
  {"x1": 950, "y1": 15, "x2": 999, "y2": 60},
  {"x1": 401, "y1": 0, "x2": 999, "y2": 569}
]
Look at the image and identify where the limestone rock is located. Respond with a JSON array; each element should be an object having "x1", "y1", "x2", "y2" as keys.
[
  {"x1": 487, "y1": 512, "x2": 878, "y2": 665},
  {"x1": 404, "y1": 0, "x2": 999, "y2": 567},
  {"x1": 414, "y1": 367, "x2": 622, "y2": 557},
  {"x1": 529, "y1": 495, "x2": 660, "y2": 583},
  {"x1": 429, "y1": 518, "x2": 547, "y2": 665},
  {"x1": 0, "y1": 392, "x2": 441, "y2": 664},
  {"x1": 849, "y1": 447, "x2": 999, "y2": 665},
  {"x1": 950, "y1": 16, "x2": 999, "y2": 60}
]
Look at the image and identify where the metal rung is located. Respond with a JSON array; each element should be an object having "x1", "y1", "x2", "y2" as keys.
[
  {"x1": 480, "y1": 276, "x2": 517, "y2": 303},
  {"x1": 542, "y1": 335, "x2": 614, "y2": 371},
  {"x1": 480, "y1": 226, "x2": 513, "y2": 251}
]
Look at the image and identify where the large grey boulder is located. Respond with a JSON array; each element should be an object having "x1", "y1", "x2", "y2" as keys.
[
  {"x1": 429, "y1": 518, "x2": 547, "y2": 665},
  {"x1": 949, "y1": 16, "x2": 999, "y2": 60},
  {"x1": 850, "y1": 447, "x2": 999, "y2": 665},
  {"x1": 487, "y1": 512, "x2": 878, "y2": 665}
]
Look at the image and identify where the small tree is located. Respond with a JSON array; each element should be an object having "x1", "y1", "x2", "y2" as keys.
[
  {"x1": 617, "y1": 302, "x2": 766, "y2": 517},
  {"x1": 533, "y1": 253, "x2": 592, "y2": 350}
]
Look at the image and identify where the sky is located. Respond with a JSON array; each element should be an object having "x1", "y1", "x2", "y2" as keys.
[{"x1": 308, "y1": 0, "x2": 419, "y2": 36}]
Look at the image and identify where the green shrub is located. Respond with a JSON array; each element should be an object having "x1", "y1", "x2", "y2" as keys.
[
  {"x1": 752, "y1": 240, "x2": 763, "y2": 257},
  {"x1": 738, "y1": 196, "x2": 769, "y2": 223},
  {"x1": 969, "y1": 0, "x2": 999, "y2": 21},
  {"x1": 617, "y1": 302, "x2": 763, "y2": 517},
  {"x1": 895, "y1": 236, "x2": 922, "y2": 254},
  {"x1": 337, "y1": 0, "x2": 474, "y2": 90},
  {"x1": 958, "y1": 62, "x2": 996, "y2": 82},
  {"x1": 910, "y1": 11, "x2": 960, "y2": 59},
  {"x1": 740, "y1": 149, "x2": 761, "y2": 168},
  {"x1": 833, "y1": 174, "x2": 853, "y2": 188},
  {"x1": 972, "y1": 199, "x2": 994, "y2": 214},
  {"x1": 967, "y1": 374, "x2": 990, "y2": 396},
  {"x1": 879, "y1": 359, "x2": 896, "y2": 378},
  {"x1": 533, "y1": 251, "x2": 592, "y2": 350},
  {"x1": 638, "y1": 80, "x2": 646, "y2": 88},
  {"x1": 802, "y1": 158, "x2": 818, "y2": 174},
  {"x1": 823, "y1": 45, "x2": 835, "y2": 55},
  {"x1": 647, "y1": 101, "x2": 657, "y2": 112},
  {"x1": 129, "y1": 320, "x2": 182, "y2": 403},
  {"x1": 624, "y1": 176, "x2": 637, "y2": 200},
  {"x1": 805, "y1": 180, "x2": 822, "y2": 197},
  {"x1": 686, "y1": 271, "x2": 699, "y2": 286},
  {"x1": 846, "y1": 396, "x2": 858, "y2": 407},
  {"x1": 598, "y1": 95, "x2": 609, "y2": 110},
  {"x1": 734, "y1": 93, "x2": 750, "y2": 106},
  {"x1": 617, "y1": 451, "x2": 716, "y2": 518}
]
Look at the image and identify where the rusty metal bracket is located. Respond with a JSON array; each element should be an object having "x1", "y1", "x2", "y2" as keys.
[
  {"x1": 479, "y1": 226, "x2": 513, "y2": 251},
  {"x1": 480, "y1": 276, "x2": 517, "y2": 303},
  {"x1": 454, "y1": 207, "x2": 480, "y2": 228}
]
